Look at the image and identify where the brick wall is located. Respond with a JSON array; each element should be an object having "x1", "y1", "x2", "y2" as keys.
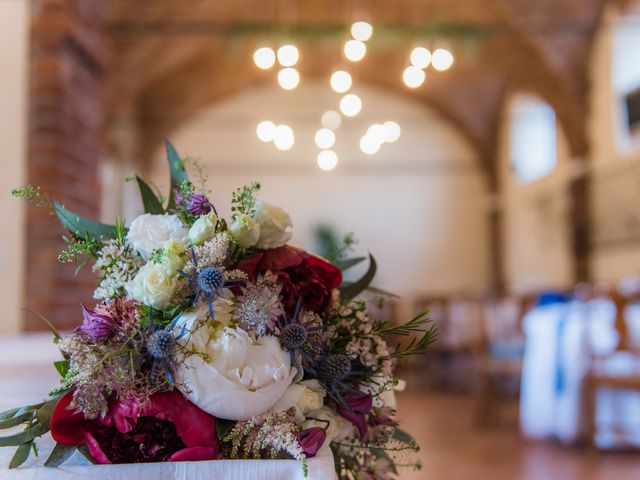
[{"x1": 26, "y1": 0, "x2": 111, "y2": 331}]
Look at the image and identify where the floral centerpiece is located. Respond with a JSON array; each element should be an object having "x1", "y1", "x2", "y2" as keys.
[{"x1": 3, "y1": 142, "x2": 435, "y2": 479}]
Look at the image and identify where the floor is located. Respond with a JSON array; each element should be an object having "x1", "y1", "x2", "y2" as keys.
[{"x1": 396, "y1": 390, "x2": 640, "y2": 480}]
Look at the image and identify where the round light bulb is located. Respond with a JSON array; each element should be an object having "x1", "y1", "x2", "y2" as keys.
[
  {"x1": 403, "y1": 65, "x2": 426, "y2": 88},
  {"x1": 330, "y1": 71, "x2": 352, "y2": 93},
  {"x1": 321, "y1": 110, "x2": 342, "y2": 130},
  {"x1": 253, "y1": 47, "x2": 276, "y2": 70},
  {"x1": 273, "y1": 124, "x2": 294, "y2": 150},
  {"x1": 432, "y1": 48, "x2": 454, "y2": 71},
  {"x1": 256, "y1": 120, "x2": 276, "y2": 142},
  {"x1": 351, "y1": 21, "x2": 373, "y2": 42},
  {"x1": 344, "y1": 40, "x2": 366, "y2": 62},
  {"x1": 278, "y1": 68, "x2": 300, "y2": 90},
  {"x1": 339, "y1": 93, "x2": 362, "y2": 117},
  {"x1": 277, "y1": 44, "x2": 299, "y2": 67},
  {"x1": 314, "y1": 128, "x2": 336, "y2": 149},
  {"x1": 360, "y1": 135, "x2": 381, "y2": 155},
  {"x1": 410, "y1": 47, "x2": 432, "y2": 69},
  {"x1": 367, "y1": 123, "x2": 386, "y2": 141},
  {"x1": 383, "y1": 121, "x2": 401, "y2": 143},
  {"x1": 317, "y1": 150, "x2": 338, "y2": 171}
]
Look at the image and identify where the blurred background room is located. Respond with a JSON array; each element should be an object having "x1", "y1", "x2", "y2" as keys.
[{"x1": 1, "y1": 0, "x2": 640, "y2": 478}]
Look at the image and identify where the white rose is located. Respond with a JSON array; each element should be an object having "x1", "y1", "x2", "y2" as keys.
[
  {"x1": 176, "y1": 314, "x2": 296, "y2": 420},
  {"x1": 161, "y1": 240, "x2": 186, "y2": 275},
  {"x1": 125, "y1": 262, "x2": 177, "y2": 310},
  {"x1": 127, "y1": 214, "x2": 189, "y2": 260},
  {"x1": 188, "y1": 213, "x2": 218, "y2": 245},
  {"x1": 254, "y1": 200, "x2": 293, "y2": 249},
  {"x1": 271, "y1": 379, "x2": 325, "y2": 418},
  {"x1": 230, "y1": 214, "x2": 260, "y2": 248}
]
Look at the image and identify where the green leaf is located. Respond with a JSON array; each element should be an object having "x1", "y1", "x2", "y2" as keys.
[
  {"x1": 0, "y1": 412, "x2": 34, "y2": 430},
  {"x1": 165, "y1": 140, "x2": 189, "y2": 210},
  {"x1": 366, "y1": 285, "x2": 400, "y2": 298},
  {"x1": 334, "y1": 256, "x2": 366, "y2": 272},
  {"x1": 0, "y1": 421, "x2": 50, "y2": 447},
  {"x1": 36, "y1": 398, "x2": 58, "y2": 425},
  {"x1": 9, "y1": 442, "x2": 33, "y2": 469},
  {"x1": 392, "y1": 427, "x2": 417, "y2": 447},
  {"x1": 215, "y1": 418, "x2": 236, "y2": 441},
  {"x1": 54, "y1": 202, "x2": 120, "y2": 242},
  {"x1": 77, "y1": 445, "x2": 98, "y2": 464},
  {"x1": 44, "y1": 442, "x2": 76, "y2": 467},
  {"x1": 53, "y1": 360, "x2": 70, "y2": 378},
  {"x1": 136, "y1": 176, "x2": 164, "y2": 214},
  {"x1": 0, "y1": 407, "x2": 22, "y2": 421},
  {"x1": 339, "y1": 254, "x2": 377, "y2": 300}
]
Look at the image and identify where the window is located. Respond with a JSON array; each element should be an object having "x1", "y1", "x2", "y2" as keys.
[
  {"x1": 509, "y1": 94, "x2": 558, "y2": 183},
  {"x1": 612, "y1": 16, "x2": 640, "y2": 144}
]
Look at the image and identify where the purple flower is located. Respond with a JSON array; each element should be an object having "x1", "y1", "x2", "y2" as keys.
[
  {"x1": 187, "y1": 193, "x2": 213, "y2": 215},
  {"x1": 296, "y1": 427, "x2": 326, "y2": 458},
  {"x1": 338, "y1": 392, "x2": 373, "y2": 441},
  {"x1": 76, "y1": 305, "x2": 115, "y2": 341}
]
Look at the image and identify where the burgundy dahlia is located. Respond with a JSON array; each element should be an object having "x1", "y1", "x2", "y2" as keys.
[{"x1": 50, "y1": 390, "x2": 219, "y2": 463}]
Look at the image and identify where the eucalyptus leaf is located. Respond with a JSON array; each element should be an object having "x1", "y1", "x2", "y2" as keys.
[
  {"x1": 334, "y1": 256, "x2": 366, "y2": 271},
  {"x1": 36, "y1": 399, "x2": 58, "y2": 425},
  {"x1": 366, "y1": 285, "x2": 400, "y2": 298},
  {"x1": 165, "y1": 140, "x2": 189, "y2": 210},
  {"x1": 44, "y1": 442, "x2": 76, "y2": 467},
  {"x1": 0, "y1": 421, "x2": 49, "y2": 447},
  {"x1": 0, "y1": 412, "x2": 34, "y2": 430},
  {"x1": 0, "y1": 407, "x2": 21, "y2": 421},
  {"x1": 77, "y1": 445, "x2": 98, "y2": 464},
  {"x1": 136, "y1": 176, "x2": 164, "y2": 214},
  {"x1": 54, "y1": 202, "x2": 120, "y2": 242},
  {"x1": 9, "y1": 442, "x2": 32, "y2": 469},
  {"x1": 339, "y1": 254, "x2": 377, "y2": 300}
]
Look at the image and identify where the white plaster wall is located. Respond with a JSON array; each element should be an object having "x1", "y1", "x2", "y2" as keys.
[
  {"x1": 589, "y1": 5, "x2": 640, "y2": 283},
  {"x1": 499, "y1": 94, "x2": 574, "y2": 294},
  {"x1": 0, "y1": 1, "x2": 28, "y2": 333},
  {"x1": 148, "y1": 82, "x2": 490, "y2": 298}
]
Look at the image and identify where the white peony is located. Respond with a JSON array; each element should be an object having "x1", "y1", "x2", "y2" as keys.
[
  {"x1": 254, "y1": 200, "x2": 293, "y2": 249},
  {"x1": 271, "y1": 379, "x2": 325, "y2": 418},
  {"x1": 125, "y1": 262, "x2": 177, "y2": 310},
  {"x1": 229, "y1": 214, "x2": 260, "y2": 248},
  {"x1": 127, "y1": 214, "x2": 189, "y2": 260},
  {"x1": 175, "y1": 313, "x2": 296, "y2": 420},
  {"x1": 188, "y1": 213, "x2": 218, "y2": 245}
]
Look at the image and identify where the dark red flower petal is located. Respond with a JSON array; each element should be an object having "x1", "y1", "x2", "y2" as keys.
[
  {"x1": 170, "y1": 447, "x2": 218, "y2": 462},
  {"x1": 50, "y1": 391, "x2": 97, "y2": 446},
  {"x1": 296, "y1": 427, "x2": 326, "y2": 458}
]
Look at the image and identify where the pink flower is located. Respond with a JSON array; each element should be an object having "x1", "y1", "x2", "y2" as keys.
[
  {"x1": 338, "y1": 392, "x2": 373, "y2": 441},
  {"x1": 75, "y1": 305, "x2": 115, "y2": 341},
  {"x1": 51, "y1": 390, "x2": 219, "y2": 463},
  {"x1": 296, "y1": 427, "x2": 326, "y2": 458}
]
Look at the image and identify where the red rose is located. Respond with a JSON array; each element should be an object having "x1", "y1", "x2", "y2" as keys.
[
  {"x1": 236, "y1": 245, "x2": 342, "y2": 315},
  {"x1": 50, "y1": 390, "x2": 219, "y2": 464}
]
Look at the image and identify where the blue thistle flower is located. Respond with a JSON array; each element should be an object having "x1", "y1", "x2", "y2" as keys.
[{"x1": 198, "y1": 266, "x2": 223, "y2": 293}]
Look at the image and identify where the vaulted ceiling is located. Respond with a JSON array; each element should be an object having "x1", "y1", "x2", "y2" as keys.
[{"x1": 104, "y1": 0, "x2": 629, "y2": 171}]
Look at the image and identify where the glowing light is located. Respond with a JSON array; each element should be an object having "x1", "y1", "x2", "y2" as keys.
[
  {"x1": 403, "y1": 65, "x2": 425, "y2": 88},
  {"x1": 317, "y1": 150, "x2": 338, "y2": 171},
  {"x1": 410, "y1": 47, "x2": 432, "y2": 69},
  {"x1": 360, "y1": 135, "x2": 381, "y2": 155},
  {"x1": 278, "y1": 68, "x2": 300, "y2": 90},
  {"x1": 253, "y1": 47, "x2": 276, "y2": 70},
  {"x1": 321, "y1": 110, "x2": 342, "y2": 130},
  {"x1": 256, "y1": 121, "x2": 276, "y2": 142},
  {"x1": 351, "y1": 21, "x2": 373, "y2": 42},
  {"x1": 330, "y1": 71, "x2": 352, "y2": 93},
  {"x1": 383, "y1": 121, "x2": 401, "y2": 143},
  {"x1": 314, "y1": 128, "x2": 336, "y2": 149},
  {"x1": 277, "y1": 44, "x2": 299, "y2": 67},
  {"x1": 344, "y1": 40, "x2": 366, "y2": 62},
  {"x1": 367, "y1": 123, "x2": 386, "y2": 141},
  {"x1": 432, "y1": 48, "x2": 454, "y2": 71},
  {"x1": 339, "y1": 93, "x2": 362, "y2": 117},
  {"x1": 273, "y1": 124, "x2": 294, "y2": 150}
]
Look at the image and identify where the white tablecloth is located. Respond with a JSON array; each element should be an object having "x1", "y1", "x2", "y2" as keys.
[
  {"x1": 0, "y1": 334, "x2": 336, "y2": 479},
  {"x1": 519, "y1": 300, "x2": 640, "y2": 448}
]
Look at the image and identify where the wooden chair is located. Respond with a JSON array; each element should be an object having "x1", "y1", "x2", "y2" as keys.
[{"x1": 584, "y1": 291, "x2": 640, "y2": 448}]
